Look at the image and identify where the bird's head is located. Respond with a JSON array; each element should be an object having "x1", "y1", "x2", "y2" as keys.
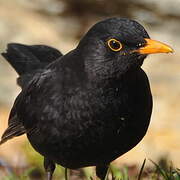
[{"x1": 76, "y1": 17, "x2": 173, "y2": 80}]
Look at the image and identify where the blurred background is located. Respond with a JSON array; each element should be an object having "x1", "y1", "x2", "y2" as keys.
[{"x1": 0, "y1": 0, "x2": 179, "y2": 179}]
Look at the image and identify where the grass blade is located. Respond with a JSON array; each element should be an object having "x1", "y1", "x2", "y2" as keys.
[
  {"x1": 149, "y1": 159, "x2": 169, "y2": 180},
  {"x1": 137, "y1": 158, "x2": 146, "y2": 180},
  {"x1": 65, "y1": 168, "x2": 69, "y2": 180}
]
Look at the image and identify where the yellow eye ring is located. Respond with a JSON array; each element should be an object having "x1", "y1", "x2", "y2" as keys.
[{"x1": 107, "y1": 38, "x2": 122, "y2": 52}]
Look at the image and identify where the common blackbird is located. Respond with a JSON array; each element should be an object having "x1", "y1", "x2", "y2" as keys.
[{"x1": 0, "y1": 18, "x2": 173, "y2": 180}]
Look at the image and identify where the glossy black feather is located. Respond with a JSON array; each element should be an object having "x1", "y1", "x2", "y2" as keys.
[
  {"x1": 2, "y1": 43, "x2": 62, "y2": 87},
  {"x1": 0, "y1": 44, "x2": 62, "y2": 145},
  {"x1": 1, "y1": 17, "x2": 153, "y2": 179}
]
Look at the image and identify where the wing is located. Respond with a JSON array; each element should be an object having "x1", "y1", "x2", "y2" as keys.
[
  {"x1": 0, "y1": 94, "x2": 26, "y2": 145},
  {"x1": 0, "y1": 62, "x2": 65, "y2": 145},
  {"x1": 0, "y1": 116, "x2": 26, "y2": 145},
  {"x1": 0, "y1": 73, "x2": 42, "y2": 145}
]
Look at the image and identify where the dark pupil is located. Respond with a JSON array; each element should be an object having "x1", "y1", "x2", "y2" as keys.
[{"x1": 110, "y1": 40, "x2": 120, "y2": 49}]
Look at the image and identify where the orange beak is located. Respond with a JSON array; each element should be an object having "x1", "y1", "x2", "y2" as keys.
[{"x1": 136, "y1": 38, "x2": 174, "y2": 54}]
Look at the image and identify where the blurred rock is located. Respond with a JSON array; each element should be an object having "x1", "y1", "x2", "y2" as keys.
[{"x1": 137, "y1": 0, "x2": 180, "y2": 16}]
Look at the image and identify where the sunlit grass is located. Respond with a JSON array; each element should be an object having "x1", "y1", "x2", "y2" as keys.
[
  {"x1": 1, "y1": 143, "x2": 180, "y2": 179},
  {"x1": 1, "y1": 160, "x2": 180, "y2": 180}
]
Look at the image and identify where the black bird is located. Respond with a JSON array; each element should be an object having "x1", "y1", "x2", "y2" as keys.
[{"x1": 0, "y1": 18, "x2": 173, "y2": 180}]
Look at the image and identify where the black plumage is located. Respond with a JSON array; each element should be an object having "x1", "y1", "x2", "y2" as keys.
[
  {"x1": 0, "y1": 17, "x2": 173, "y2": 180},
  {"x1": 2, "y1": 44, "x2": 62, "y2": 87}
]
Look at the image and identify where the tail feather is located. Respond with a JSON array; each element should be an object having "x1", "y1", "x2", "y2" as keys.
[{"x1": 2, "y1": 43, "x2": 62, "y2": 87}]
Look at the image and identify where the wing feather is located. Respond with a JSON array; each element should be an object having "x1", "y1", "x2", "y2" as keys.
[{"x1": 0, "y1": 115, "x2": 26, "y2": 145}]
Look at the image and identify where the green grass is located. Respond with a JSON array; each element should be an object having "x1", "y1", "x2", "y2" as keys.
[
  {"x1": 1, "y1": 159, "x2": 179, "y2": 180},
  {"x1": 1, "y1": 143, "x2": 179, "y2": 179}
]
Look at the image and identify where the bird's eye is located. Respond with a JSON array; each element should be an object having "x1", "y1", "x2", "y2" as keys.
[{"x1": 107, "y1": 39, "x2": 122, "y2": 52}]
